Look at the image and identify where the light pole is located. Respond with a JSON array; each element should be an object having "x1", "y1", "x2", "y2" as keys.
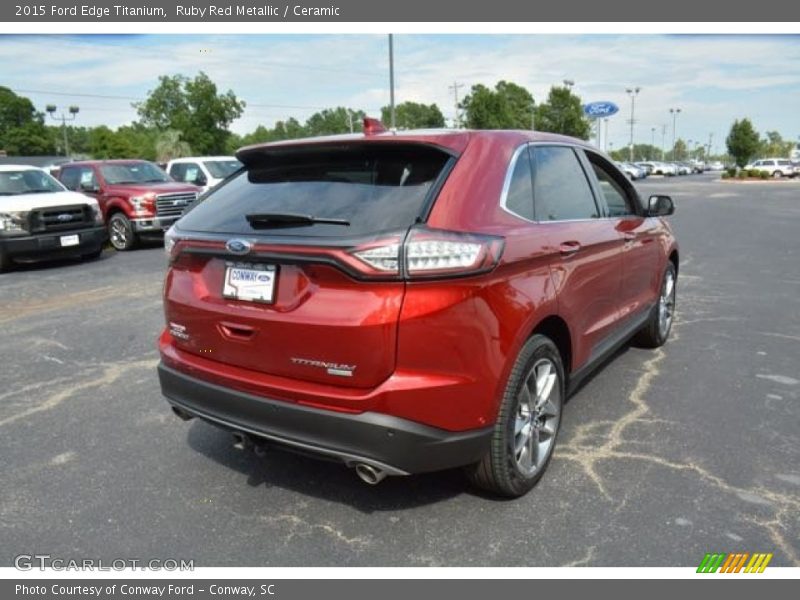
[
  {"x1": 651, "y1": 127, "x2": 656, "y2": 158},
  {"x1": 604, "y1": 118, "x2": 609, "y2": 152},
  {"x1": 669, "y1": 108, "x2": 681, "y2": 161},
  {"x1": 626, "y1": 87, "x2": 640, "y2": 162},
  {"x1": 46, "y1": 104, "x2": 79, "y2": 157},
  {"x1": 388, "y1": 34, "x2": 396, "y2": 130},
  {"x1": 661, "y1": 124, "x2": 667, "y2": 160}
]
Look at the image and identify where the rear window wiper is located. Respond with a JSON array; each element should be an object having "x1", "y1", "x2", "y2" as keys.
[{"x1": 245, "y1": 213, "x2": 350, "y2": 228}]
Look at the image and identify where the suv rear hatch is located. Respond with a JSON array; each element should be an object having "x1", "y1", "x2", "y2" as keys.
[{"x1": 164, "y1": 141, "x2": 455, "y2": 390}]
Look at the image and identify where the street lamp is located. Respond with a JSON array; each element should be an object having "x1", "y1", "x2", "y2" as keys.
[
  {"x1": 626, "y1": 87, "x2": 641, "y2": 162},
  {"x1": 388, "y1": 34, "x2": 396, "y2": 130},
  {"x1": 651, "y1": 127, "x2": 656, "y2": 158},
  {"x1": 46, "y1": 104, "x2": 79, "y2": 157},
  {"x1": 563, "y1": 79, "x2": 574, "y2": 90},
  {"x1": 669, "y1": 108, "x2": 682, "y2": 161}
]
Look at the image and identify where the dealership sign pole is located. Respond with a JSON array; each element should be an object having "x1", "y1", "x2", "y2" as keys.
[{"x1": 583, "y1": 101, "x2": 619, "y2": 152}]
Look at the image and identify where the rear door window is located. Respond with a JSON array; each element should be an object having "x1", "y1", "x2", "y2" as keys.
[
  {"x1": 179, "y1": 143, "x2": 452, "y2": 237},
  {"x1": 531, "y1": 146, "x2": 600, "y2": 221}
]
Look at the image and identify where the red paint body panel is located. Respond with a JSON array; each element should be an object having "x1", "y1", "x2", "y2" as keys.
[{"x1": 159, "y1": 129, "x2": 678, "y2": 434}]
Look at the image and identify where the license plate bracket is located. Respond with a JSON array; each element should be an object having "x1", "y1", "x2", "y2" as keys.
[{"x1": 222, "y1": 262, "x2": 277, "y2": 304}]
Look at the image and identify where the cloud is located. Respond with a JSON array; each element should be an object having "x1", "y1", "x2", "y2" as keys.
[{"x1": 1, "y1": 33, "x2": 798, "y2": 152}]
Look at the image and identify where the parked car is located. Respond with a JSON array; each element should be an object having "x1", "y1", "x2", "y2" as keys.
[
  {"x1": 158, "y1": 125, "x2": 678, "y2": 498},
  {"x1": 0, "y1": 165, "x2": 106, "y2": 271},
  {"x1": 707, "y1": 161, "x2": 725, "y2": 171},
  {"x1": 638, "y1": 161, "x2": 676, "y2": 176},
  {"x1": 743, "y1": 158, "x2": 795, "y2": 178},
  {"x1": 58, "y1": 160, "x2": 200, "y2": 251},
  {"x1": 616, "y1": 161, "x2": 646, "y2": 180},
  {"x1": 166, "y1": 156, "x2": 243, "y2": 193},
  {"x1": 673, "y1": 162, "x2": 691, "y2": 176}
]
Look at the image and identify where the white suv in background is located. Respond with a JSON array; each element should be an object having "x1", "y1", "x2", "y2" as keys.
[
  {"x1": 744, "y1": 158, "x2": 795, "y2": 178},
  {"x1": 166, "y1": 156, "x2": 243, "y2": 192}
]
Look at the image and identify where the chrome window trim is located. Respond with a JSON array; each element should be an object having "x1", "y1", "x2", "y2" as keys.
[{"x1": 500, "y1": 141, "x2": 613, "y2": 224}]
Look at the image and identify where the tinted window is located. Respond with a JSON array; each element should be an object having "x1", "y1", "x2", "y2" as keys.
[
  {"x1": 59, "y1": 166, "x2": 81, "y2": 191},
  {"x1": 0, "y1": 169, "x2": 65, "y2": 195},
  {"x1": 532, "y1": 146, "x2": 599, "y2": 221},
  {"x1": 204, "y1": 160, "x2": 242, "y2": 179},
  {"x1": 588, "y1": 156, "x2": 635, "y2": 217},
  {"x1": 503, "y1": 146, "x2": 534, "y2": 221},
  {"x1": 179, "y1": 143, "x2": 450, "y2": 237},
  {"x1": 100, "y1": 162, "x2": 170, "y2": 184},
  {"x1": 168, "y1": 163, "x2": 186, "y2": 181}
]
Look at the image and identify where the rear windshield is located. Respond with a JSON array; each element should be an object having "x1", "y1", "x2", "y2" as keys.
[{"x1": 178, "y1": 143, "x2": 451, "y2": 237}]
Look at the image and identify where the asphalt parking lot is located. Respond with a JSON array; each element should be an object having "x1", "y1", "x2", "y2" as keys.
[{"x1": 1, "y1": 172, "x2": 798, "y2": 567}]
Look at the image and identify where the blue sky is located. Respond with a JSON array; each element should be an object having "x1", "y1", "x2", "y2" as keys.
[{"x1": 2, "y1": 34, "x2": 799, "y2": 153}]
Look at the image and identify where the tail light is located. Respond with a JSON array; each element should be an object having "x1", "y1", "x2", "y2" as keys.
[{"x1": 352, "y1": 227, "x2": 504, "y2": 280}]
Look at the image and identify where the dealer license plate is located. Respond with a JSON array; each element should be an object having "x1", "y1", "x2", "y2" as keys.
[
  {"x1": 60, "y1": 235, "x2": 79, "y2": 247},
  {"x1": 222, "y1": 263, "x2": 277, "y2": 303}
]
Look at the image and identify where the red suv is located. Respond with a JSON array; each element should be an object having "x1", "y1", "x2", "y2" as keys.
[
  {"x1": 58, "y1": 160, "x2": 199, "y2": 250},
  {"x1": 158, "y1": 125, "x2": 678, "y2": 497}
]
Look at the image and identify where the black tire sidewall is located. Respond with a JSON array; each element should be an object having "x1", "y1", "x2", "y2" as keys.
[{"x1": 499, "y1": 336, "x2": 565, "y2": 495}]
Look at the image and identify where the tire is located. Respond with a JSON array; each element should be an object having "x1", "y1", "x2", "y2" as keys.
[
  {"x1": 466, "y1": 334, "x2": 565, "y2": 498},
  {"x1": 772, "y1": 171, "x2": 782, "y2": 179},
  {"x1": 108, "y1": 213, "x2": 137, "y2": 251},
  {"x1": 633, "y1": 262, "x2": 677, "y2": 348}
]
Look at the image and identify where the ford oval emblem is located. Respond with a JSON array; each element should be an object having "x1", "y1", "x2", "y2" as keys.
[
  {"x1": 583, "y1": 101, "x2": 620, "y2": 118},
  {"x1": 225, "y1": 239, "x2": 252, "y2": 255},
  {"x1": 57, "y1": 213, "x2": 73, "y2": 222}
]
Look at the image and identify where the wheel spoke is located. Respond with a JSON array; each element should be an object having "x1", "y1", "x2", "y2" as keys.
[{"x1": 540, "y1": 398, "x2": 558, "y2": 418}]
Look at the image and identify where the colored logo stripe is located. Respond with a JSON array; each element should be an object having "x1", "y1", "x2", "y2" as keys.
[{"x1": 697, "y1": 552, "x2": 773, "y2": 573}]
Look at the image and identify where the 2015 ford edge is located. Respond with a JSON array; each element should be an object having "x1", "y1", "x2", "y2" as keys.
[{"x1": 157, "y1": 123, "x2": 678, "y2": 497}]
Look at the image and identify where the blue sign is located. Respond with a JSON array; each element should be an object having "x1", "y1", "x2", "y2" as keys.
[{"x1": 583, "y1": 101, "x2": 619, "y2": 118}]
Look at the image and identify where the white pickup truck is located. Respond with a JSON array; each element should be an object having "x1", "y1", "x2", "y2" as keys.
[
  {"x1": 0, "y1": 165, "x2": 107, "y2": 271},
  {"x1": 166, "y1": 156, "x2": 242, "y2": 193}
]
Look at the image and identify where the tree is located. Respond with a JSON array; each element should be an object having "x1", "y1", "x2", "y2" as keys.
[
  {"x1": 726, "y1": 119, "x2": 760, "y2": 167},
  {"x1": 671, "y1": 139, "x2": 688, "y2": 161},
  {"x1": 0, "y1": 87, "x2": 56, "y2": 155},
  {"x1": 304, "y1": 107, "x2": 365, "y2": 136},
  {"x1": 760, "y1": 131, "x2": 793, "y2": 158},
  {"x1": 135, "y1": 72, "x2": 245, "y2": 155},
  {"x1": 0, "y1": 87, "x2": 40, "y2": 138},
  {"x1": 381, "y1": 101, "x2": 445, "y2": 129},
  {"x1": 155, "y1": 129, "x2": 192, "y2": 162},
  {"x1": 534, "y1": 86, "x2": 592, "y2": 139},
  {"x1": 460, "y1": 81, "x2": 534, "y2": 129}
]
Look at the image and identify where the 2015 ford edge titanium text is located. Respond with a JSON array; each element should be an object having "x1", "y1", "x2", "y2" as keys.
[{"x1": 157, "y1": 123, "x2": 678, "y2": 497}]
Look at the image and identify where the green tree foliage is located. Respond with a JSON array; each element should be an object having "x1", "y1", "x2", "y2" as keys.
[
  {"x1": 726, "y1": 118, "x2": 760, "y2": 167},
  {"x1": 461, "y1": 81, "x2": 534, "y2": 129},
  {"x1": 0, "y1": 87, "x2": 56, "y2": 155},
  {"x1": 381, "y1": 101, "x2": 445, "y2": 129},
  {"x1": 135, "y1": 72, "x2": 245, "y2": 155},
  {"x1": 760, "y1": 131, "x2": 793, "y2": 158},
  {"x1": 534, "y1": 86, "x2": 591, "y2": 139},
  {"x1": 671, "y1": 139, "x2": 688, "y2": 161},
  {"x1": 155, "y1": 129, "x2": 193, "y2": 163},
  {"x1": 305, "y1": 107, "x2": 365, "y2": 136}
]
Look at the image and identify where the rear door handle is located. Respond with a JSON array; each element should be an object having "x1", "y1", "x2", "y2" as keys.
[
  {"x1": 559, "y1": 241, "x2": 582, "y2": 256},
  {"x1": 623, "y1": 232, "x2": 636, "y2": 244}
]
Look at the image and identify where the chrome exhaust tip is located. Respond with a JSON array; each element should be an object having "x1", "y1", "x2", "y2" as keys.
[{"x1": 354, "y1": 463, "x2": 388, "y2": 485}]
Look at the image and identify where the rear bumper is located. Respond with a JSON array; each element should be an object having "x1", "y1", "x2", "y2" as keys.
[
  {"x1": 158, "y1": 362, "x2": 492, "y2": 475},
  {"x1": 0, "y1": 225, "x2": 106, "y2": 260}
]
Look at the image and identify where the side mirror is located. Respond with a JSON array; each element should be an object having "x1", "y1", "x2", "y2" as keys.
[
  {"x1": 80, "y1": 181, "x2": 99, "y2": 194},
  {"x1": 193, "y1": 174, "x2": 207, "y2": 187},
  {"x1": 647, "y1": 195, "x2": 674, "y2": 217}
]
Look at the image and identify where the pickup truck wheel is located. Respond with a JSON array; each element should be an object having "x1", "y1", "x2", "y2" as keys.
[
  {"x1": 109, "y1": 213, "x2": 137, "y2": 251},
  {"x1": 634, "y1": 262, "x2": 677, "y2": 348},
  {"x1": 465, "y1": 334, "x2": 564, "y2": 498},
  {"x1": 772, "y1": 170, "x2": 783, "y2": 179}
]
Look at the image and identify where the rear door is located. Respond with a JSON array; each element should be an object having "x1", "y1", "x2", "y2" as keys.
[
  {"x1": 164, "y1": 142, "x2": 453, "y2": 391},
  {"x1": 530, "y1": 144, "x2": 624, "y2": 367}
]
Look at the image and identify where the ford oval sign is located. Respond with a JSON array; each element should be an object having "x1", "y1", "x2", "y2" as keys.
[
  {"x1": 225, "y1": 239, "x2": 252, "y2": 255},
  {"x1": 583, "y1": 101, "x2": 619, "y2": 118}
]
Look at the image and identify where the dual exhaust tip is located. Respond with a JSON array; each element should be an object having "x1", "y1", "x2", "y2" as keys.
[{"x1": 228, "y1": 430, "x2": 388, "y2": 485}]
